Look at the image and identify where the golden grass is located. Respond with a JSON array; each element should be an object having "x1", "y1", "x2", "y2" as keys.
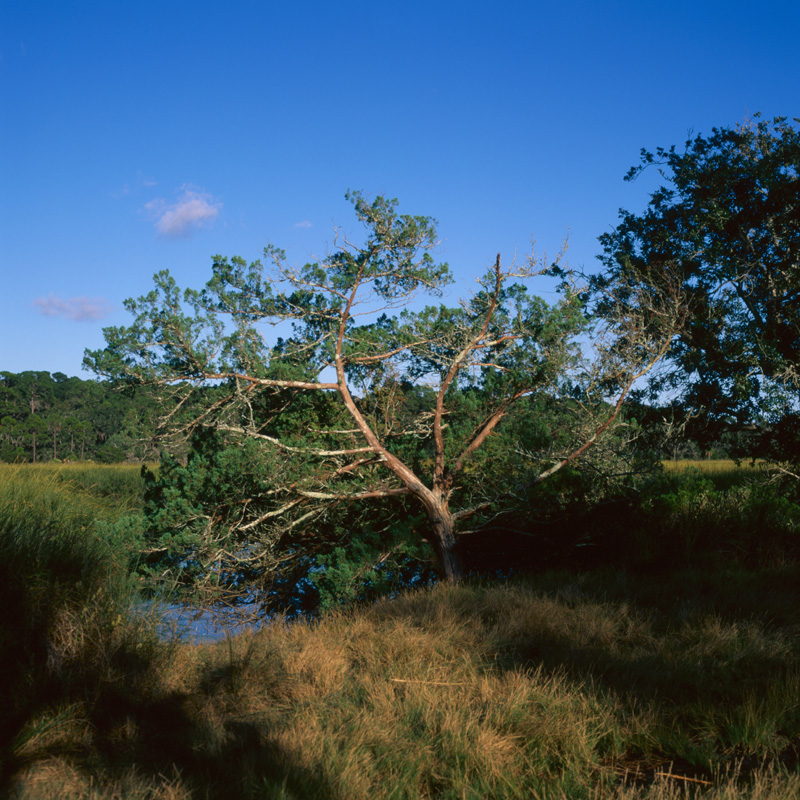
[
  {"x1": 8, "y1": 573, "x2": 799, "y2": 798},
  {"x1": 662, "y1": 458, "x2": 769, "y2": 474}
]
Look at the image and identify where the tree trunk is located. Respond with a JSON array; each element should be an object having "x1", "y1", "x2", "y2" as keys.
[{"x1": 423, "y1": 496, "x2": 464, "y2": 583}]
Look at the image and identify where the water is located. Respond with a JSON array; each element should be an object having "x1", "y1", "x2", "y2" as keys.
[{"x1": 139, "y1": 601, "x2": 265, "y2": 643}]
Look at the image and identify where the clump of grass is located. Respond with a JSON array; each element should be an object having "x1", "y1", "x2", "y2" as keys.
[{"x1": 8, "y1": 569, "x2": 799, "y2": 798}]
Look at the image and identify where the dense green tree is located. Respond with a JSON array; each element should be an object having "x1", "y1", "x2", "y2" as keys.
[
  {"x1": 595, "y1": 115, "x2": 800, "y2": 456},
  {"x1": 86, "y1": 191, "x2": 679, "y2": 596}
]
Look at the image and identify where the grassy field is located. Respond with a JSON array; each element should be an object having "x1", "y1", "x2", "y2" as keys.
[
  {"x1": 662, "y1": 459, "x2": 773, "y2": 490},
  {"x1": 5, "y1": 461, "x2": 147, "y2": 503},
  {"x1": 1, "y1": 462, "x2": 799, "y2": 798}
]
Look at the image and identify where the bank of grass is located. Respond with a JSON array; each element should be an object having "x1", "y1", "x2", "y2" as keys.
[
  {"x1": 0, "y1": 461, "x2": 148, "y2": 512},
  {"x1": 662, "y1": 459, "x2": 772, "y2": 491},
  {"x1": 3, "y1": 463, "x2": 800, "y2": 798},
  {"x1": 7, "y1": 571, "x2": 800, "y2": 798}
]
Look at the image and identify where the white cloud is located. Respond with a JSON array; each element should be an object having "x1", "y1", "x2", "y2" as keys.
[
  {"x1": 145, "y1": 186, "x2": 221, "y2": 238},
  {"x1": 292, "y1": 220, "x2": 313, "y2": 229},
  {"x1": 33, "y1": 294, "x2": 113, "y2": 322}
]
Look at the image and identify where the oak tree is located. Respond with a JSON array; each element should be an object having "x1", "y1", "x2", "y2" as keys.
[{"x1": 595, "y1": 115, "x2": 800, "y2": 457}]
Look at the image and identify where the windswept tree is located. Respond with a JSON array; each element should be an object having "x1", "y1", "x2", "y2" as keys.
[
  {"x1": 595, "y1": 115, "x2": 800, "y2": 459},
  {"x1": 86, "y1": 192, "x2": 680, "y2": 600}
]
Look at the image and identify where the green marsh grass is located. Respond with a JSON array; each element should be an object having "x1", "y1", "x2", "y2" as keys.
[
  {"x1": 662, "y1": 459, "x2": 772, "y2": 491},
  {"x1": 0, "y1": 461, "x2": 148, "y2": 511}
]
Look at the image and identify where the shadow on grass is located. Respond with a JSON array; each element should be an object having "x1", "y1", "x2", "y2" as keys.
[
  {"x1": 485, "y1": 565, "x2": 800, "y2": 700},
  {"x1": 2, "y1": 642, "x2": 342, "y2": 800}
]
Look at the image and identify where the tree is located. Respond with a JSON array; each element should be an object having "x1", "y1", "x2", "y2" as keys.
[
  {"x1": 595, "y1": 115, "x2": 800, "y2": 452},
  {"x1": 85, "y1": 192, "x2": 679, "y2": 599}
]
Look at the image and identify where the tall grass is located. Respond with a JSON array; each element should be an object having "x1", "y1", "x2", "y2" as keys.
[
  {"x1": 0, "y1": 462, "x2": 148, "y2": 510},
  {"x1": 2, "y1": 463, "x2": 799, "y2": 797},
  {"x1": 7, "y1": 570, "x2": 800, "y2": 798},
  {"x1": 662, "y1": 459, "x2": 772, "y2": 491},
  {"x1": 0, "y1": 465, "x2": 163, "y2": 792}
]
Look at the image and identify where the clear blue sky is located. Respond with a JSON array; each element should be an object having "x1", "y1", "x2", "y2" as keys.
[{"x1": 2, "y1": 0, "x2": 798, "y2": 377}]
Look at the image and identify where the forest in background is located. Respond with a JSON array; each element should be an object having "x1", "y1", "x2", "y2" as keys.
[
  {"x1": 0, "y1": 370, "x2": 163, "y2": 464},
  {"x1": 0, "y1": 368, "x2": 782, "y2": 468}
]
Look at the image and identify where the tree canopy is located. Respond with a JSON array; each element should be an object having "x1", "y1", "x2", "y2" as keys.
[
  {"x1": 86, "y1": 191, "x2": 679, "y2": 603},
  {"x1": 0, "y1": 370, "x2": 163, "y2": 463},
  {"x1": 595, "y1": 115, "x2": 800, "y2": 453}
]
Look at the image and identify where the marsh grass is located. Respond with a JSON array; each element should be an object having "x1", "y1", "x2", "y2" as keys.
[
  {"x1": 662, "y1": 459, "x2": 772, "y2": 491},
  {"x1": 6, "y1": 571, "x2": 799, "y2": 798},
  {"x1": 0, "y1": 462, "x2": 148, "y2": 511},
  {"x1": 3, "y1": 463, "x2": 800, "y2": 797}
]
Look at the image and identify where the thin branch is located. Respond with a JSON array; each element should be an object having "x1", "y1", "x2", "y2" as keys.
[
  {"x1": 297, "y1": 487, "x2": 411, "y2": 501},
  {"x1": 214, "y1": 424, "x2": 376, "y2": 457},
  {"x1": 205, "y1": 372, "x2": 338, "y2": 391}
]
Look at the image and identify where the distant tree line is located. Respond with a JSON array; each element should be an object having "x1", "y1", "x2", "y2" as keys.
[
  {"x1": 0, "y1": 371, "x2": 164, "y2": 463},
  {"x1": 0, "y1": 367, "x2": 777, "y2": 468}
]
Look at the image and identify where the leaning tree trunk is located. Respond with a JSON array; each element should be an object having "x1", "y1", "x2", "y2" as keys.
[{"x1": 421, "y1": 494, "x2": 464, "y2": 583}]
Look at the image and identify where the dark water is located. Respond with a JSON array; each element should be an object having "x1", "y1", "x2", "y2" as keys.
[{"x1": 140, "y1": 602, "x2": 264, "y2": 643}]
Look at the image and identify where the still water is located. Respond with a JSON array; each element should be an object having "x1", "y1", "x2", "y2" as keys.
[{"x1": 141, "y1": 602, "x2": 264, "y2": 643}]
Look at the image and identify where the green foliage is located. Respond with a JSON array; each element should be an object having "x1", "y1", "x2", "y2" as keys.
[
  {"x1": 310, "y1": 517, "x2": 435, "y2": 611},
  {"x1": 596, "y1": 115, "x2": 800, "y2": 450},
  {"x1": 0, "y1": 370, "x2": 166, "y2": 463},
  {"x1": 139, "y1": 432, "x2": 284, "y2": 599},
  {"x1": 623, "y1": 468, "x2": 800, "y2": 569},
  {"x1": 136, "y1": 430, "x2": 436, "y2": 613}
]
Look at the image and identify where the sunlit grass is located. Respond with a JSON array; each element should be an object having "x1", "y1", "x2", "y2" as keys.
[
  {"x1": 3, "y1": 463, "x2": 799, "y2": 797},
  {"x1": 662, "y1": 458, "x2": 770, "y2": 473},
  {"x1": 7, "y1": 571, "x2": 800, "y2": 798},
  {"x1": 661, "y1": 459, "x2": 774, "y2": 491},
  {"x1": 0, "y1": 461, "x2": 148, "y2": 513}
]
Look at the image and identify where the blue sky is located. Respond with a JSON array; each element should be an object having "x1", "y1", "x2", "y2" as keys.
[{"x1": 2, "y1": 0, "x2": 799, "y2": 377}]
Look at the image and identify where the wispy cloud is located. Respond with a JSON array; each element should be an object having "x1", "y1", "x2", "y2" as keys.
[
  {"x1": 145, "y1": 185, "x2": 221, "y2": 238},
  {"x1": 113, "y1": 171, "x2": 158, "y2": 199},
  {"x1": 292, "y1": 220, "x2": 313, "y2": 229},
  {"x1": 33, "y1": 294, "x2": 113, "y2": 322}
]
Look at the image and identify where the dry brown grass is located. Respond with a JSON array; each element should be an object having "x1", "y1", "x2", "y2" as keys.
[
  {"x1": 3, "y1": 461, "x2": 799, "y2": 797},
  {"x1": 9, "y1": 571, "x2": 798, "y2": 798}
]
